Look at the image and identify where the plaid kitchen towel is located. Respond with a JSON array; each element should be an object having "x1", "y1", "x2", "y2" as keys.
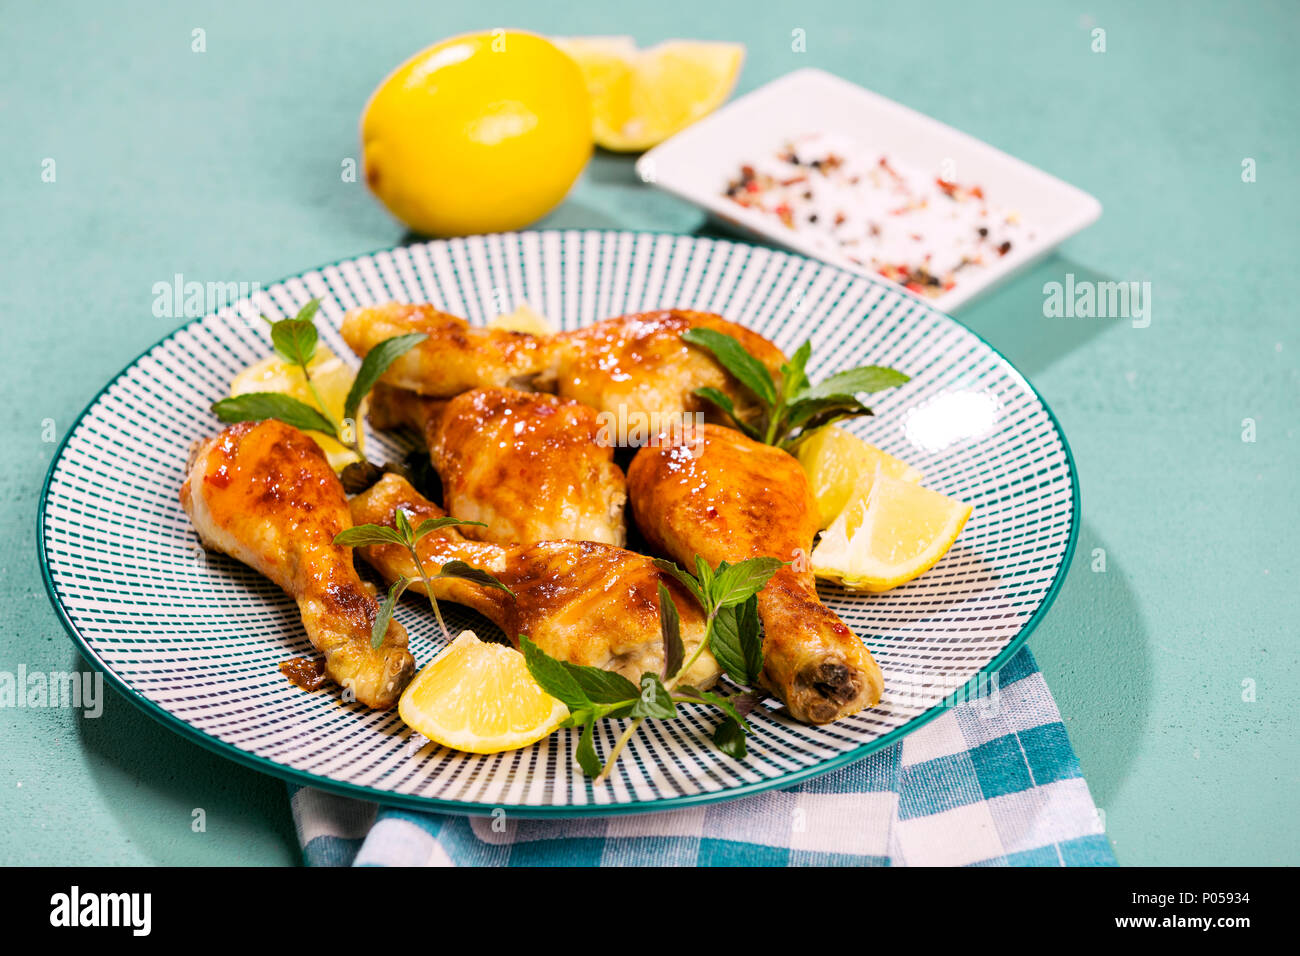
[{"x1": 290, "y1": 647, "x2": 1114, "y2": 866}]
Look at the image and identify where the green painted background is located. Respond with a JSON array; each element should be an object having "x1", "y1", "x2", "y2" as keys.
[{"x1": 2, "y1": 0, "x2": 1295, "y2": 865}]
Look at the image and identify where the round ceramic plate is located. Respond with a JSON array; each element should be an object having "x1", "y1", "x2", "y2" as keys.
[{"x1": 39, "y1": 230, "x2": 1077, "y2": 815}]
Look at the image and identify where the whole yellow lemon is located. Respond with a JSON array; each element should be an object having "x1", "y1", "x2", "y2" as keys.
[{"x1": 361, "y1": 30, "x2": 593, "y2": 236}]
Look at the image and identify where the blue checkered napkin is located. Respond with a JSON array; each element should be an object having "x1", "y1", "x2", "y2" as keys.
[{"x1": 291, "y1": 648, "x2": 1114, "y2": 867}]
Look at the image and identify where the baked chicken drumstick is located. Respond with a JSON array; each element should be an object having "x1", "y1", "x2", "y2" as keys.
[
  {"x1": 548, "y1": 309, "x2": 785, "y2": 425},
  {"x1": 342, "y1": 305, "x2": 786, "y2": 426},
  {"x1": 627, "y1": 424, "x2": 883, "y2": 724},
  {"x1": 369, "y1": 384, "x2": 627, "y2": 546},
  {"x1": 181, "y1": 419, "x2": 416, "y2": 708},
  {"x1": 349, "y1": 473, "x2": 719, "y2": 688},
  {"x1": 339, "y1": 301, "x2": 551, "y2": 396}
]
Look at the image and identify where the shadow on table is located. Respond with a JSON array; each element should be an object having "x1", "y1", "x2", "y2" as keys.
[
  {"x1": 1029, "y1": 519, "x2": 1153, "y2": 836},
  {"x1": 74, "y1": 651, "x2": 302, "y2": 866}
]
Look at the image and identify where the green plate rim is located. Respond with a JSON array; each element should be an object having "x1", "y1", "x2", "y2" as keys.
[{"x1": 36, "y1": 228, "x2": 1081, "y2": 818}]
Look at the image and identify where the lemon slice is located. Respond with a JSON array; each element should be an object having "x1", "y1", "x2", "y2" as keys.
[
  {"x1": 230, "y1": 347, "x2": 363, "y2": 472},
  {"x1": 398, "y1": 631, "x2": 569, "y2": 754},
  {"x1": 486, "y1": 302, "x2": 555, "y2": 336},
  {"x1": 552, "y1": 37, "x2": 638, "y2": 148},
  {"x1": 555, "y1": 37, "x2": 744, "y2": 152},
  {"x1": 796, "y1": 425, "x2": 924, "y2": 529},
  {"x1": 811, "y1": 472, "x2": 971, "y2": 592}
]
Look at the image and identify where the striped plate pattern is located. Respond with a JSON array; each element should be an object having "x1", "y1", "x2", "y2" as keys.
[{"x1": 39, "y1": 230, "x2": 1077, "y2": 814}]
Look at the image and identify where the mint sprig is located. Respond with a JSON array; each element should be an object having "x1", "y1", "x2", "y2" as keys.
[
  {"x1": 334, "y1": 511, "x2": 513, "y2": 648},
  {"x1": 212, "y1": 298, "x2": 426, "y2": 465},
  {"x1": 522, "y1": 554, "x2": 782, "y2": 780},
  {"x1": 207, "y1": 392, "x2": 337, "y2": 435},
  {"x1": 343, "y1": 331, "x2": 427, "y2": 425},
  {"x1": 681, "y1": 328, "x2": 910, "y2": 450}
]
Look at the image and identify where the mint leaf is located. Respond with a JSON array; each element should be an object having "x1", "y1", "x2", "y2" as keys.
[
  {"x1": 576, "y1": 718, "x2": 602, "y2": 777},
  {"x1": 293, "y1": 298, "x2": 321, "y2": 324},
  {"x1": 712, "y1": 716, "x2": 748, "y2": 759},
  {"x1": 692, "y1": 386, "x2": 739, "y2": 419},
  {"x1": 630, "y1": 673, "x2": 676, "y2": 720},
  {"x1": 657, "y1": 582, "x2": 684, "y2": 679},
  {"x1": 371, "y1": 575, "x2": 409, "y2": 649},
  {"x1": 780, "y1": 340, "x2": 812, "y2": 399},
  {"x1": 801, "y1": 365, "x2": 910, "y2": 402},
  {"x1": 562, "y1": 663, "x2": 639, "y2": 705},
  {"x1": 520, "y1": 635, "x2": 592, "y2": 713},
  {"x1": 693, "y1": 556, "x2": 716, "y2": 597},
  {"x1": 344, "y1": 332, "x2": 427, "y2": 423},
  {"x1": 709, "y1": 556, "x2": 783, "y2": 609},
  {"x1": 393, "y1": 507, "x2": 414, "y2": 541},
  {"x1": 332, "y1": 524, "x2": 408, "y2": 548},
  {"x1": 413, "y1": 517, "x2": 476, "y2": 537},
  {"x1": 681, "y1": 327, "x2": 777, "y2": 406},
  {"x1": 412, "y1": 516, "x2": 486, "y2": 540},
  {"x1": 691, "y1": 387, "x2": 759, "y2": 439},
  {"x1": 779, "y1": 395, "x2": 876, "y2": 450},
  {"x1": 710, "y1": 594, "x2": 763, "y2": 686},
  {"x1": 212, "y1": 392, "x2": 337, "y2": 435},
  {"x1": 270, "y1": 318, "x2": 319, "y2": 368},
  {"x1": 436, "y1": 559, "x2": 515, "y2": 598},
  {"x1": 676, "y1": 684, "x2": 749, "y2": 727},
  {"x1": 651, "y1": 559, "x2": 706, "y2": 611},
  {"x1": 783, "y1": 394, "x2": 873, "y2": 431},
  {"x1": 729, "y1": 690, "x2": 765, "y2": 719}
]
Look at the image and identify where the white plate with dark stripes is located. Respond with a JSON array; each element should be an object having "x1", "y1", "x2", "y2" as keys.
[{"x1": 39, "y1": 230, "x2": 1078, "y2": 816}]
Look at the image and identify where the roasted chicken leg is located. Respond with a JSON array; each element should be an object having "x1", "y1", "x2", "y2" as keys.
[
  {"x1": 180, "y1": 419, "x2": 415, "y2": 708},
  {"x1": 627, "y1": 424, "x2": 883, "y2": 723},
  {"x1": 342, "y1": 305, "x2": 786, "y2": 427},
  {"x1": 369, "y1": 384, "x2": 628, "y2": 546},
  {"x1": 548, "y1": 309, "x2": 786, "y2": 426},
  {"x1": 340, "y1": 302, "x2": 552, "y2": 396},
  {"x1": 349, "y1": 473, "x2": 718, "y2": 688}
]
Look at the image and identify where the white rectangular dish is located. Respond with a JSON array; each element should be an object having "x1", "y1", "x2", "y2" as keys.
[{"x1": 637, "y1": 68, "x2": 1101, "y2": 313}]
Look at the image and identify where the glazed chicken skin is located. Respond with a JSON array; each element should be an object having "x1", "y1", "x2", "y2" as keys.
[
  {"x1": 349, "y1": 474, "x2": 718, "y2": 688},
  {"x1": 369, "y1": 384, "x2": 628, "y2": 546},
  {"x1": 549, "y1": 310, "x2": 786, "y2": 426},
  {"x1": 628, "y1": 424, "x2": 883, "y2": 724},
  {"x1": 342, "y1": 305, "x2": 786, "y2": 427},
  {"x1": 340, "y1": 302, "x2": 551, "y2": 396},
  {"x1": 180, "y1": 420, "x2": 415, "y2": 709}
]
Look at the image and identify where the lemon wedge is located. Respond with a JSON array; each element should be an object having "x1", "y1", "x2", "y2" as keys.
[
  {"x1": 229, "y1": 347, "x2": 363, "y2": 472},
  {"x1": 486, "y1": 302, "x2": 555, "y2": 336},
  {"x1": 555, "y1": 37, "x2": 744, "y2": 152},
  {"x1": 796, "y1": 425, "x2": 924, "y2": 529},
  {"x1": 811, "y1": 472, "x2": 972, "y2": 592},
  {"x1": 398, "y1": 631, "x2": 569, "y2": 754}
]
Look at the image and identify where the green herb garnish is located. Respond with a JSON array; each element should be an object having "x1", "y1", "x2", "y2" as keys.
[
  {"x1": 521, "y1": 554, "x2": 782, "y2": 780},
  {"x1": 211, "y1": 298, "x2": 426, "y2": 464},
  {"x1": 682, "y1": 329, "x2": 910, "y2": 450},
  {"x1": 334, "y1": 511, "x2": 513, "y2": 648}
]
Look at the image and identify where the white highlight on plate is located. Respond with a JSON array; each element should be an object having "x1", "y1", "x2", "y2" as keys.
[{"x1": 903, "y1": 389, "x2": 1001, "y2": 452}]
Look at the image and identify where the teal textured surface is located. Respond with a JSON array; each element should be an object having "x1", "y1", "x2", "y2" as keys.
[{"x1": 1, "y1": 0, "x2": 1296, "y2": 865}]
